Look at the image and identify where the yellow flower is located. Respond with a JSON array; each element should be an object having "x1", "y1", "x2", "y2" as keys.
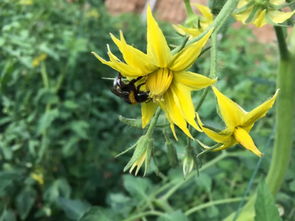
[
  {"x1": 19, "y1": 0, "x2": 33, "y2": 5},
  {"x1": 235, "y1": 0, "x2": 294, "y2": 27},
  {"x1": 31, "y1": 172, "x2": 44, "y2": 185},
  {"x1": 198, "y1": 87, "x2": 279, "y2": 156},
  {"x1": 92, "y1": 6, "x2": 216, "y2": 138},
  {"x1": 85, "y1": 9, "x2": 100, "y2": 19},
  {"x1": 173, "y1": 4, "x2": 214, "y2": 38},
  {"x1": 32, "y1": 53, "x2": 47, "y2": 67}
]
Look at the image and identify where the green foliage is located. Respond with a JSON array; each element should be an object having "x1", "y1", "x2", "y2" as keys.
[
  {"x1": 0, "y1": 0, "x2": 294, "y2": 220},
  {"x1": 255, "y1": 182, "x2": 282, "y2": 221}
]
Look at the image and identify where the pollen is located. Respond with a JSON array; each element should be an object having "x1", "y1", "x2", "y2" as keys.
[{"x1": 145, "y1": 68, "x2": 173, "y2": 100}]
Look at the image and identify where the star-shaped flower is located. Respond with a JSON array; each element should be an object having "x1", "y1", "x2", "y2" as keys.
[
  {"x1": 92, "y1": 6, "x2": 216, "y2": 138},
  {"x1": 235, "y1": 0, "x2": 294, "y2": 27},
  {"x1": 198, "y1": 87, "x2": 279, "y2": 156}
]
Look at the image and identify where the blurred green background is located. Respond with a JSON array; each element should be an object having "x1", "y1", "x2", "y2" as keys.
[{"x1": 0, "y1": 0, "x2": 294, "y2": 220}]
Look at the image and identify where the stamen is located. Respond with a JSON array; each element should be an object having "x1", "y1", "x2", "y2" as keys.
[{"x1": 145, "y1": 68, "x2": 173, "y2": 100}]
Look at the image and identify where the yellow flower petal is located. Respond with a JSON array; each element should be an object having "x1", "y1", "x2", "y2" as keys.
[
  {"x1": 243, "y1": 89, "x2": 279, "y2": 127},
  {"x1": 141, "y1": 102, "x2": 157, "y2": 128},
  {"x1": 235, "y1": 7, "x2": 253, "y2": 24},
  {"x1": 202, "y1": 127, "x2": 233, "y2": 144},
  {"x1": 196, "y1": 114, "x2": 233, "y2": 143},
  {"x1": 173, "y1": 24, "x2": 201, "y2": 38},
  {"x1": 194, "y1": 4, "x2": 214, "y2": 21},
  {"x1": 253, "y1": 9, "x2": 267, "y2": 27},
  {"x1": 234, "y1": 127, "x2": 262, "y2": 157},
  {"x1": 170, "y1": 83, "x2": 201, "y2": 131},
  {"x1": 160, "y1": 90, "x2": 192, "y2": 138},
  {"x1": 146, "y1": 5, "x2": 171, "y2": 67},
  {"x1": 110, "y1": 32, "x2": 156, "y2": 74},
  {"x1": 92, "y1": 51, "x2": 141, "y2": 77},
  {"x1": 169, "y1": 123, "x2": 178, "y2": 140},
  {"x1": 170, "y1": 29, "x2": 213, "y2": 72},
  {"x1": 212, "y1": 87, "x2": 246, "y2": 128},
  {"x1": 212, "y1": 141, "x2": 236, "y2": 151},
  {"x1": 129, "y1": 151, "x2": 147, "y2": 176},
  {"x1": 237, "y1": 0, "x2": 249, "y2": 8},
  {"x1": 270, "y1": 0, "x2": 285, "y2": 5},
  {"x1": 268, "y1": 10, "x2": 295, "y2": 24},
  {"x1": 174, "y1": 71, "x2": 216, "y2": 90}
]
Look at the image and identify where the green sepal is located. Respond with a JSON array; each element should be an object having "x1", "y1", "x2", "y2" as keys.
[
  {"x1": 115, "y1": 143, "x2": 136, "y2": 158},
  {"x1": 118, "y1": 115, "x2": 142, "y2": 128},
  {"x1": 123, "y1": 135, "x2": 153, "y2": 176},
  {"x1": 245, "y1": 6, "x2": 261, "y2": 24}
]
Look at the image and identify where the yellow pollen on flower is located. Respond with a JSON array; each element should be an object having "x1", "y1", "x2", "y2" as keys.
[{"x1": 145, "y1": 68, "x2": 173, "y2": 100}]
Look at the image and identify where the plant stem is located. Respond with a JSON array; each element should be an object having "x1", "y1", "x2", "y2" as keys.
[
  {"x1": 160, "y1": 151, "x2": 229, "y2": 201},
  {"x1": 274, "y1": 26, "x2": 289, "y2": 60},
  {"x1": 184, "y1": 0, "x2": 194, "y2": 17},
  {"x1": 196, "y1": 29, "x2": 218, "y2": 112},
  {"x1": 146, "y1": 108, "x2": 161, "y2": 137},
  {"x1": 224, "y1": 26, "x2": 295, "y2": 221},
  {"x1": 266, "y1": 27, "x2": 295, "y2": 195},
  {"x1": 186, "y1": 0, "x2": 239, "y2": 45},
  {"x1": 185, "y1": 197, "x2": 246, "y2": 216}
]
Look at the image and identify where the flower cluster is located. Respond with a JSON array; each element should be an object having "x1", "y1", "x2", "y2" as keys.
[
  {"x1": 93, "y1": 3, "x2": 281, "y2": 175},
  {"x1": 235, "y1": 0, "x2": 294, "y2": 27}
]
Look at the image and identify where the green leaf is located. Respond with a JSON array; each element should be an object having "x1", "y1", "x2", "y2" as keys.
[
  {"x1": 16, "y1": 187, "x2": 37, "y2": 220},
  {"x1": 70, "y1": 121, "x2": 89, "y2": 139},
  {"x1": 44, "y1": 178, "x2": 71, "y2": 203},
  {"x1": 79, "y1": 207, "x2": 117, "y2": 221},
  {"x1": 0, "y1": 209, "x2": 16, "y2": 221},
  {"x1": 57, "y1": 198, "x2": 90, "y2": 220},
  {"x1": 123, "y1": 175, "x2": 152, "y2": 200},
  {"x1": 107, "y1": 193, "x2": 132, "y2": 216},
  {"x1": 157, "y1": 210, "x2": 188, "y2": 221},
  {"x1": 37, "y1": 109, "x2": 59, "y2": 134},
  {"x1": 255, "y1": 182, "x2": 282, "y2": 221},
  {"x1": 195, "y1": 173, "x2": 212, "y2": 193}
]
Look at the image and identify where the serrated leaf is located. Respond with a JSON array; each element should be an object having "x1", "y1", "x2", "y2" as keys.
[{"x1": 254, "y1": 182, "x2": 282, "y2": 221}]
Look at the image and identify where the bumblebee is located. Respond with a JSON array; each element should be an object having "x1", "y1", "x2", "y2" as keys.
[{"x1": 111, "y1": 74, "x2": 150, "y2": 104}]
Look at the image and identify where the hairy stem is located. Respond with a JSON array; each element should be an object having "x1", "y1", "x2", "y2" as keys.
[{"x1": 266, "y1": 28, "x2": 295, "y2": 194}]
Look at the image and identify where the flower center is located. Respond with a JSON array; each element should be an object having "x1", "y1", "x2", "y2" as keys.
[{"x1": 145, "y1": 68, "x2": 173, "y2": 100}]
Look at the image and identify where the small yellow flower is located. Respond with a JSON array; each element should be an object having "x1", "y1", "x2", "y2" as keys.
[
  {"x1": 92, "y1": 6, "x2": 216, "y2": 138},
  {"x1": 85, "y1": 9, "x2": 100, "y2": 19},
  {"x1": 235, "y1": 0, "x2": 294, "y2": 27},
  {"x1": 198, "y1": 87, "x2": 279, "y2": 156},
  {"x1": 32, "y1": 53, "x2": 47, "y2": 67},
  {"x1": 19, "y1": 0, "x2": 33, "y2": 5},
  {"x1": 31, "y1": 172, "x2": 44, "y2": 185},
  {"x1": 173, "y1": 4, "x2": 214, "y2": 38}
]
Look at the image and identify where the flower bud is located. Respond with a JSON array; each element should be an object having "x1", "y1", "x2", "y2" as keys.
[{"x1": 123, "y1": 135, "x2": 152, "y2": 176}]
